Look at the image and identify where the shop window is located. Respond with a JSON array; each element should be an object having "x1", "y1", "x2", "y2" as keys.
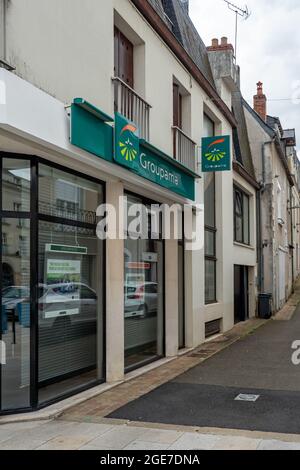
[
  {"x1": 124, "y1": 194, "x2": 164, "y2": 371},
  {"x1": 0, "y1": 156, "x2": 105, "y2": 413},
  {"x1": 2, "y1": 159, "x2": 31, "y2": 212},
  {"x1": 234, "y1": 186, "x2": 250, "y2": 245},
  {"x1": 37, "y1": 221, "x2": 104, "y2": 403},
  {"x1": 1, "y1": 218, "x2": 31, "y2": 410},
  {"x1": 37, "y1": 165, "x2": 104, "y2": 404},
  {"x1": 38, "y1": 164, "x2": 101, "y2": 224},
  {"x1": 2, "y1": 232, "x2": 7, "y2": 246}
]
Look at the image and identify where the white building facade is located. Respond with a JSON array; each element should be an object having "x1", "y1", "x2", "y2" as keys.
[{"x1": 0, "y1": 0, "x2": 257, "y2": 415}]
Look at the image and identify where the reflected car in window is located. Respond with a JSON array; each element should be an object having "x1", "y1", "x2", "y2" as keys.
[
  {"x1": 125, "y1": 282, "x2": 158, "y2": 319},
  {"x1": 2, "y1": 286, "x2": 30, "y2": 320},
  {"x1": 37, "y1": 282, "x2": 97, "y2": 332}
]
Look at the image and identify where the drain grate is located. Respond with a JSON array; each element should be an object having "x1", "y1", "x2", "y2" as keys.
[{"x1": 235, "y1": 394, "x2": 260, "y2": 402}]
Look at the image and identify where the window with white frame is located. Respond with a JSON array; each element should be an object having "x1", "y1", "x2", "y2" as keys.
[
  {"x1": 234, "y1": 185, "x2": 250, "y2": 245},
  {"x1": 203, "y1": 114, "x2": 217, "y2": 304}
]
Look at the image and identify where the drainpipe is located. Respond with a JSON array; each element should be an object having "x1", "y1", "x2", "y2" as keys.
[
  {"x1": 0, "y1": 0, "x2": 6, "y2": 60},
  {"x1": 0, "y1": 1, "x2": 14, "y2": 70},
  {"x1": 290, "y1": 185, "x2": 295, "y2": 294},
  {"x1": 258, "y1": 140, "x2": 274, "y2": 293}
]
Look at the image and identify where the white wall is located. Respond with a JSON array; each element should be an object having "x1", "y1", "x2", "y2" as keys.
[
  {"x1": 244, "y1": 104, "x2": 294, "y2": 311},
  {"x1": 3, "y1": 0, "x2": 239, "y2": 361}
]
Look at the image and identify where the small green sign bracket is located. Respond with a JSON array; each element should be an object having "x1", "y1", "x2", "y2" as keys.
[
  {"x1": 114, "y1": 113, "x2": 195, "y2": 200},
  {"x1": 201, "y1": 135, "x2": 231, "y2": 172},
  {"x1": 45, "y1": 244, "x2": 88, "y2": 255}
]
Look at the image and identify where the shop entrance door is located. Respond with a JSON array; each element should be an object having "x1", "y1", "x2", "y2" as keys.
[
  {"x1": 178, "y1": 241, "x2": 185, "y2": 349},
  {"x1": 124, "y1": 238, "x2": 164, "y2": 371},
  {"x1": 234, "y1": 265, "x2": 249, "y2": 324}
]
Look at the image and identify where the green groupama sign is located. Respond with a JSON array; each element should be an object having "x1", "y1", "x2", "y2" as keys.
[
  {"x1": 114, "y1": 113, "x2": 195, "y2": 200},
  {"x1": 70, "y1": 99, "x2": 196, "y2": 200},
  {"x1": 201, "y1": 135, "x2": 231, "y2": 172}
]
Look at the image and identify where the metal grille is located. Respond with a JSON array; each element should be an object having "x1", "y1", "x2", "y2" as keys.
[
  {"x1": 113, "y1": 77, "x2": 151, "y2": 141},
  {"x1": 172, "y1": 126, "x2": 197, "y2": 172},
  {"x1": 205, "y1": 319, "x2": 221, "y2": 338}
]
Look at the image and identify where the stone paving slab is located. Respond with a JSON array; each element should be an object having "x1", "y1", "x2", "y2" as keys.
[
  {"x1": 61, "y1": 318, "x2": 267, "y2": 423},
  {"x1": 1, "y1": 418, "x2": 300, "y2": 450}
]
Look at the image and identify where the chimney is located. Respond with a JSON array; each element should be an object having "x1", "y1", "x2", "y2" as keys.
[
  {"x1": 207, "y1": 37, "x2": 234, "y2": 52},
  {"x1": 253, "y1": 82, "x2": 267, "y2": 122},
  {"x1": 180, "y1": 0, "x2": 189, "y2": 14}
]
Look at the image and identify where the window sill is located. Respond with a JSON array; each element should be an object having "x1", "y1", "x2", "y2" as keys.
[
  {"x1": 234, "y1": 241, "x2": 254, "y2": 250},
  {"x1": 0, "y1": 59, "x2": 15, "y2": 71}
]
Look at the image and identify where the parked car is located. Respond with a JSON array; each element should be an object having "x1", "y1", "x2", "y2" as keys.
[
  {"x1": 2, "y1": 286, "x2": 30, "y2": 320},
  {"x1": 125, "y1": 282, "x2": 158, "y2": 319},
  {"x1": 37, "y1": 282, "x2": 98, "y2": 331}
]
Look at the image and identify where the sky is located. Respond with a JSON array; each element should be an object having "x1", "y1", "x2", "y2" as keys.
[{"x1": 189, "y1": 0, "x2": 300, "y2": 157}]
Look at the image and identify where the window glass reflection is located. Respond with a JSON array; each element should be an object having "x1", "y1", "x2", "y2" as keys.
[
  {"x1": 38, "y1": 164, "x2": 101, "y2": 224},
  {"x1": 2, "y1": 159, "x2": 31, "y2": 212},
  {"x1": 38, "y1": 221, "x2": 104, "y2": 403},
  {"x1": 1, "y1": 219, "x2": 31, "y2": 410},
  {"x1": 124, "y1": 195, "x2": 164, "y2": 371}
]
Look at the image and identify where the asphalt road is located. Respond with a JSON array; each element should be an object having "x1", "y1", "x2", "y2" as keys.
[{"x1": 109, "y1": 306, "x2": 300, "y2": 434}]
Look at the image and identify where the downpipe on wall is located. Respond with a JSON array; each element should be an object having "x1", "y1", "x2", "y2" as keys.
[
  {"x1": 0, "y1": 0, "x2": 6, "y2": 60},
  {"x1": 258, "y1": 140, "x2": 274, "y2": 294},
  {"x1": 290, "y1": 185, "x2": 295, "y2": 294},
  {"x1": 0, "y1": 0, "x2": 14, "y2": 70}
]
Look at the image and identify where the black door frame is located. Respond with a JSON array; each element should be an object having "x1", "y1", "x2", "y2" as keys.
[
  {"x1": 124, "y1": 190, "x2": 166, "y2": 374},
  {"x1": 178, "y1": 213, "x2": 185, "y2": 349}
]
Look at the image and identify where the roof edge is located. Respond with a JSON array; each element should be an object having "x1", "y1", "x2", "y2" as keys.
[
  {"x1": 131, "y1": 0, "x2": 237, "y2": 127},
  {"x1": 233, "y1": 161, "x2": 260, "y2": 190},
  {"x1": 242, "y1": 98, "x2": 275, "y2": 138}
]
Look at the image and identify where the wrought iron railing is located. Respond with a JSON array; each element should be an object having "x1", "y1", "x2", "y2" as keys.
[
  {"x1": 113, "y1": 77, "x2": 151, "y2": 141},
  {"x1": 172, "y1": 126, "x2": 197, "y2": 172},
  {"x1": 39, "y1": 201, "x2": 96, "y2": 225}
]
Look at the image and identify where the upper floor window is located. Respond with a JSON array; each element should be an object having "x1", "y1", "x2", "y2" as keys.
[
  {"x1": 234, "y1": 186, "x2": 250, "y2": 245},
  {"x1": 277, "y1": 181, "x2": 284, "y2": 225},
  {"x1": 172, "y1": 80, "x2": 195, "y2": 172},
  {"x1": 114, "y1": 27, "x2": 134, "y2": 88},
  {"x1": 173, "y1": 83, "x2": 182, "y2": 129},
  {"x1": 113, "y1": 25, "x2": 150, "y2": 140},
  {"x1": 203, "y1": 114, "x2": 217, "y2": 304}
]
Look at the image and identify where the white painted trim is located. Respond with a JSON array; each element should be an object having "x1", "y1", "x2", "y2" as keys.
[{"x1": 0, "y1": 0, "x2": 5, "y2": 59}]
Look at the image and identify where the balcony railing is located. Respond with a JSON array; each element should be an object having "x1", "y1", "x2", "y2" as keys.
[
  {"x1": 113, "y1": 77, "x2": 151, "y2": 141},
  {"x1": 172, "y1": 126, "x2": 197, "y2": 172}
]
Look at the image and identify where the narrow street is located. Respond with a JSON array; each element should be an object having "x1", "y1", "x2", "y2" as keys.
[
  {"x1": 110, "y1": 303, "x2": 300, "y2": 435},
  {"x1": 2, "y1": 287, "x2": 300, "y2": 450}
]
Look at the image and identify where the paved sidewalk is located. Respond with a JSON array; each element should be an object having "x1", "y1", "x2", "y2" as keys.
[
  {"x1": 0, "y1": 419, "x2": 300, "y2": 450},
  {"x1": 62, "y1": 318, "x2": 266, "y2": 421},
  {"x1": 1, "y1": 285, "x2": 300, "y2": 449},
  {"x1": 109, "y1": 302, "x2": 300, "y2": 434}
]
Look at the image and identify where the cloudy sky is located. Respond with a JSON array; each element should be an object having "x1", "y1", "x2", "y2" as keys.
[{"x1": 189, "y1": 0, "x2": 300, "y2": 157}]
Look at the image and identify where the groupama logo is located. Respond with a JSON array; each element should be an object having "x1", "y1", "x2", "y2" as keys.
[
  {"x1": 119, "y1": 123, "x2": 139, "y2": 162},
  {"x1": 204, "y1": 138, "x2": 227, "y2": 163}
]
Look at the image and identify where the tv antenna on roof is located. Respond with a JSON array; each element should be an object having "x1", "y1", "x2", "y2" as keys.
[{"x1": 223, "y1": 1, "x2": 251, "y2": 62}]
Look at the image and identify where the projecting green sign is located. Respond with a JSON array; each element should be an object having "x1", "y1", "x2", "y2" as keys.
[
  {"x1": 201, "y1": 135, "x2": 231, "y2": 172},
  {"x1": 70, "y1": 100, "x2": 197, "y2": 200}
]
